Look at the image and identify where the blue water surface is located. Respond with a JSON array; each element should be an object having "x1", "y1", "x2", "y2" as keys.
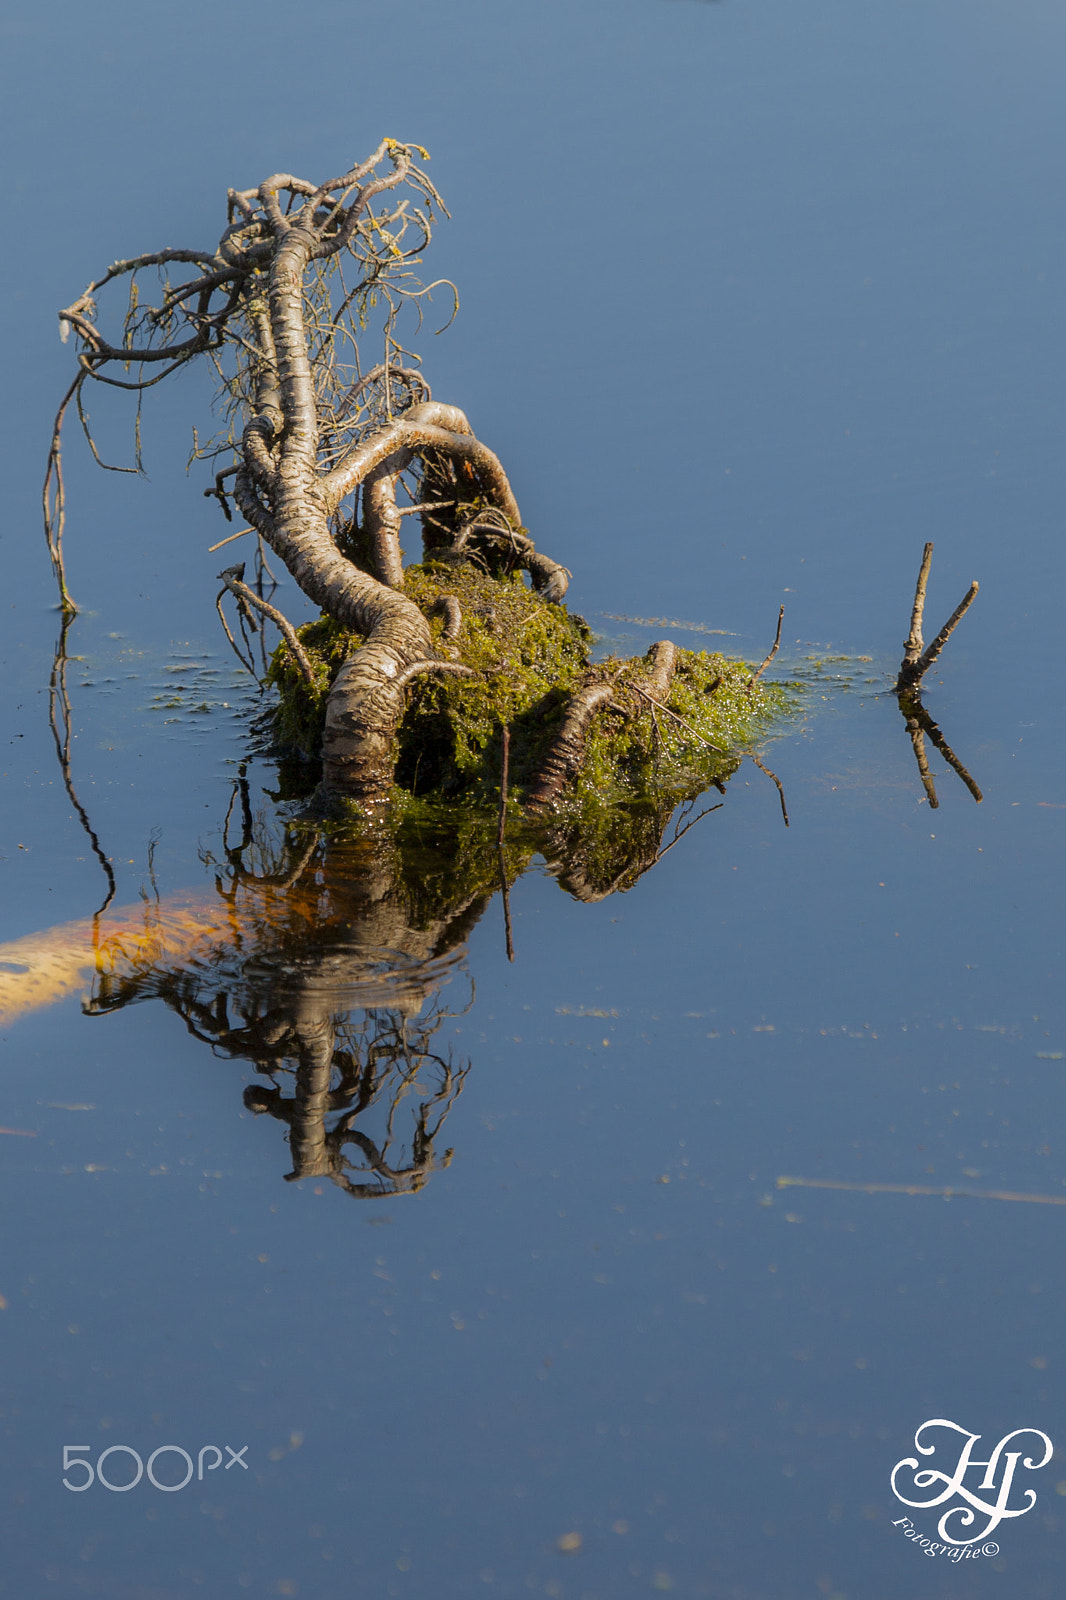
[{"x1": 1, "y1": 1, "x2": 1065, "y2": 1595}]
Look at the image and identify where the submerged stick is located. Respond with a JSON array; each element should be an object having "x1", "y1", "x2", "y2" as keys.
[
  {"x1": 655, "y1": 801, "x2": 724, "y2": 863},
  {"x1": 48, "y1": 617, "x2": 116, "y2": 916}
]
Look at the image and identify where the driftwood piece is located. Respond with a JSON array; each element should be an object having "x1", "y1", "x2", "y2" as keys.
[
  {"x1": 896, "y1": 542, "x2": 978, "y2": 692},
  {"x1": 894, "y1": 544, "x2": 982, "y2": 806}
]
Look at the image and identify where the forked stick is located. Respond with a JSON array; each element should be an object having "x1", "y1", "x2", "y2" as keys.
[{"x1": 896, "y1": 543, "x2": 978, "y2": 691}]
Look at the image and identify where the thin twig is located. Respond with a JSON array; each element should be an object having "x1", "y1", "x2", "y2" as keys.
[
  {"x1": 215, "y1": 587, "x2": 257, "y2": 677},
  {"x1": 903, "y1": 541, "x2": 934, "y2": 666},
  {"x1": 208, "y1": 526, "x2": 252, "y2": 552},
  {"x1": 749, "y1": 752, "x2": 790, "y2": 826},
  {"x1": 747, "y1": 605, "x2": 784, "y2": 691},
  {"x1": 631, "y1": 685, "x2": 724, "y2": 753},
  {"x1": 42, "y1": 374, "x2": 82, "y2": 614},
  {"x1": 218, "y1": 566, "x2": 315, "y2": 684},
  {"x1": 396, "y1": 499, "x2": 456, "y2": 518}
]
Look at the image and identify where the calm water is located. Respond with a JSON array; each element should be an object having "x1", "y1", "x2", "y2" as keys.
[{"x1": 2, "y1": 1, "x2": 1065, "y2": 1595}]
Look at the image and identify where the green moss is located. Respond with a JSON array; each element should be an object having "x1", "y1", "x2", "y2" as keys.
[
  {"x1": 264, "y1": 563, "x2": 792, "y2": 819},
  {"x1": 263, "y1": 612, "x2": 360, "y2": 758}
]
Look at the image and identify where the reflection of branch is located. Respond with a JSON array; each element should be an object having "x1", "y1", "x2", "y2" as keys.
[
  {"x1": 48, "y1": 616, "x2": 116, "y2": 915},
  {"x1": 654, "y1": 801, "x2": 723, "y2": 863},
  {"x1": 903, "y1": 706, "x2": 939, "y2": 808},
  {"x1": 749, "y1": 752, "x2": 790, "y2": 827},
  {"x1": 497, "y1": 725, "x2": 514, "y2": 962},
  {"x1": 42, "y1": 374, "x2": 81, "y2": 615},
  {"x1": 898, "y1": 691, "x2": 983, "y2": 808}
]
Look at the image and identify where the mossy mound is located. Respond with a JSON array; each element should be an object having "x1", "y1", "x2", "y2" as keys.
[{"x1": 265, "y1": 562, "x2": 788, "y2": 817}]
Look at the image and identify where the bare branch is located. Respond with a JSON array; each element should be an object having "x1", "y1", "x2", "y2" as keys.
[
  {"x1": 218, "y1": 565, "x2": 316, "y2": 685},
  {"x1": 747, "y1": 605, "x2": 784, "y2": 691},
  {"x1": 896, "y1": 544, "x2": 979, "y2": 691},
  {"x1": 903, "y1": 541, "x2": 934, "y2": 666}
]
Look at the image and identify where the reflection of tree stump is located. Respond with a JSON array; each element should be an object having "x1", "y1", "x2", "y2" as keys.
[
  {"x1": 0, "y1": 772, "x2": 743, "y2": 1198},
  {"x1": 47, "y1": 140, "x2": 786, "y2": 818}
]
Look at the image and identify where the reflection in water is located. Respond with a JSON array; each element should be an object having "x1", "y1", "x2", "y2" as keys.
[
  {"x1": 240, "y1": 1000, "x2": 469, "y2": 1197},
  {"x1": 48, "y1": 614, "x2": 116, "y2": 915},
  {"x1": 896, "y1": 686, "x2": 983, "y2": 809},
  {"x1": 1, "y1": 767, "x2": 741, "y2": 1197}
]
